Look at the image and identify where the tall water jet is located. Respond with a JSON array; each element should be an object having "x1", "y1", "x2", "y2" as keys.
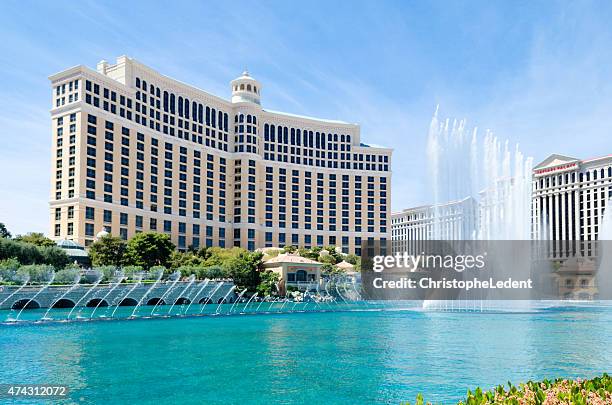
[
  {"x1": 229, "y1": 289, "x2": 247, "y2": 314},
  {"x1": 200, "y1": 282, "x2": 224, "y2": 314},
  {"x1": 14, "y1": 271, "x2": 55, "y2": 322},
  {"x1": 266, "y1": 296, "x2": 279, "y2": 312},
  {"x1": 90, "y1": 271, "x2": 125, "y2": 319},
  {"x1": 215, "y1": 285, "x2": 236, "y2": 314},
  {"x1": 422, "y1": 108, "x2": 534, "y2": 311},
  {"x1": 184, "y1": 279, "x2": 209, "y2": 314},
  {"x1": 68, "y1": 270, "x2": 103, "y2": 319},
  {"x1": 255, "y1": 296, "x2": 267, "y2": 312},
  {"x1": 130, "y1": 269, "x2": 164, "y2": 318},
  {"x1": 151, "y1": 271, "x2": 181, "y2": 315},
  {"x1": 334, "y1": 278, "x2": 348, "y2": 304},
  {"x1": 42, "y1": 271, "x2": 81, "y2": 321},
  {"x1": 181, "y1": 279, "x2": 204, "y2": 314},
  {"x1": 167, "y1": 274, "x2": 195, "y2": 315},
  {"x1": 0, "y1": 273, "x2": 29, "y2": 308},
  {"x1": 241, "y1": 291, "x2": 258, "y2": 313},
  {"x1": 426, "y1": 109, "x2": 533, "y2": 240},
  {"x1": 110, "y1": 273, "x2": 143, "y2": 318}
]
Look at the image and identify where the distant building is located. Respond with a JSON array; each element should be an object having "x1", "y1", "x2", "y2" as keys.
[
  {"x1": 55, "y1": 239, "x2": 89, "y2": 266},
  {"x1": 390, "y1": 197, "x2": 477, "y2": 250},
  {"x1": 262, "y1": 253, "x2": 323, "y2": 295},
  {"x1": 532, "y1": 154, "x2": 612, "y2": 258}
]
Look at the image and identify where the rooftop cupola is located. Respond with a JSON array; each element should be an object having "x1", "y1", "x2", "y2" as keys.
[{"x1": 231, "y1": 70, "x2": 261, "y2": 105}]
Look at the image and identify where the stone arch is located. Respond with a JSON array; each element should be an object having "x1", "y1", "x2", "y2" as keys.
[
  {"x1": 11, "y1": 299, "x2": 40, "y2": 310},
  {"x1": 52, "y1": 298, "x2": 75, "y2": 309},
  {"x1": 146, "y1": 298, "x2": 165, "y2": 306},
  {"x1": 174, "y1": 297, "x2": 190, "y2": 305},
  {"x1": 118, "y1": 297, "x2": 138, "y2": 306},
  {"x1": 217, "y1": 297, "x2": 226, "y2": 304},
  {"x1": 198, "y1": 297, "x2": 212, "y2": 305},
  {"x1": 86, "y1": 298, "x2": 108, "y2": 307}
]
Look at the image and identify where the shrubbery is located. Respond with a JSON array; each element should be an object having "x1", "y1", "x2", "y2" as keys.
[
  {"x1": 53, "y1": 268, "x2": 81, "y2": 284},
  {"x1": 0, "y1": 238, "x2": 69, "y2": 269},
  {"x1": 16, "y1": 264, "x2": 55, "y2": 284},
  {"x1": 401, "y1": 373, "x2": 612, "y2": 405}
]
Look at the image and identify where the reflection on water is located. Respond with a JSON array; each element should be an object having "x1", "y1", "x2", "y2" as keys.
[{"x1": 1, "y1": 306, "x2": 611, "y2": 404}]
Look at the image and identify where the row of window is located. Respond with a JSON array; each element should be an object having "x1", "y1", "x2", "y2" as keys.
[
  {"x1": 83, "y1": 78, "x2": 229, "y2": 152},
  {"x1": 536, "y1": 167, "x2": 612, "y2": 190}
]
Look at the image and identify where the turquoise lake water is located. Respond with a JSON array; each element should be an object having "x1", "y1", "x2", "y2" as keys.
[{"x1": 1, "y1": 305, "x2": 611, "y2": 404}]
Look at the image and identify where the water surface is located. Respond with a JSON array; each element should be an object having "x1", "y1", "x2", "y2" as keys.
[{"x1": 1, "y1": 306, "x2": 610, "y2": 404}]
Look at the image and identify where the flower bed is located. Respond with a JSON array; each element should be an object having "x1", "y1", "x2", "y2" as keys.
[{"x1": 403, "y1": 373, "x2": 611, "y2": 404}]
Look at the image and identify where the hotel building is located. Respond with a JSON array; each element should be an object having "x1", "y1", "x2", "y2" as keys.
[
  {"x1": 532, "y1": 153, "x2": 612, "y2": 258},
  {"x1": 49, "y1": 56, "x2": 392, "y2": 255},
  {"x1": 390, "y1": 197, "x2": 477, "y2": 250},
  {"x1": 392, "y1": 153, "x2": 612, "y2": 258}
]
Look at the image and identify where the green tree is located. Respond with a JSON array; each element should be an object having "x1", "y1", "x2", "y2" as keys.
[
  {"x1": 321, "y1": 263, "x2": 342, "y2": 277},
  {"x1": 318, "y1": 253, "x2": 336, "y2": 264},
  {"x1": 297, "y1": 246, "x2": 320, "y2": 260},
  {"x1": 17, "y1": 264, "x2": 55, "y2": 284},
  {"x1": 344, "y1": 253, "x2": 359, "y2": 265},
  {"x1": 257, "y1": 270, "x2": 280, "y2": 296},
  {"x1": 39, "y1": 245, "x2": 70, "y2": 269},
  {"x1": 0, "y1": 238, "x2": 68, "y2": 268},
  {"x1": 345, "y1": 253, "x2": 361, "y2": 271},
  {"x1": 200, "y1": 247, "x2": 245, "y2": 267},
  {"x1": 196, "y1": 246, "x2": 212, "y2": 261},
  {"x1": 53, "y1": 268, "x2": 81, "y2": 284},
  {"x1": 168, "y1": 251, "x2": 204, "y2": 270},
  {"x1": 282, "y1": 245, "x2": 297, "y2": 253},
  {"x1": 0, "y1": 223, "x2": 11, "y2": 239},
  {"x1": 223, "y1": 250, "x2": 264, "y2": 291},
  {"x1": 92, "y1": 265, "x2": 120, "y2": 283},
  {"x1": 122, "y1": 265, "x2": 144, "y2": 281},
  {"x1": 124, "y1": 232, "x2": 175, "y2": 270},
  {"x1": 14, "y1": 232, "x2": 56, "y2": 247},
  {"x1": 195, "y1": 265, "x2": 226, "y2": 279},
  {"x1": 0, "y1": 258, "x2": 20, "y2": 284},
  {"x1": 88, "y1": 235, "x2": 127, "y2": 266},
  {"x1": 177, "y1": 265, "x2": 196, "y2": 278},
  {"x1": 324, "y1": 246, "x2": 344, "y2": 264}
]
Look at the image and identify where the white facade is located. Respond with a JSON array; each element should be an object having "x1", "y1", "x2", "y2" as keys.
[
  {"x1": 390, "y1": 197, "x2": 477, "y2": 251},
  {"x1": 532, "y1": 154, "x2": 612, "y2": 258}
]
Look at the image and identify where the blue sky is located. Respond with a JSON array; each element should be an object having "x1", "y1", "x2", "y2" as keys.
[{"x1": 2, "y1": 0, "x2": 612, "y2": 236}]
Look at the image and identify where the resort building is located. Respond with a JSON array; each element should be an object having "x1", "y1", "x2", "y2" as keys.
[
  {"x1": 532, "y1": 153, "x2": 612, "y2": 258},
  {"x1": 390, "y1": 197, "x2": 477, "y2": 250},
  {"x1": 262, "y1": 253, "x2": 323, "y2": 295},
  {"x1": 48, "y1": 56, "x2": 392, "y2": 255}
]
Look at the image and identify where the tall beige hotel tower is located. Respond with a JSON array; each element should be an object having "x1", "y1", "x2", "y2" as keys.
[{"x1": 49, "y1": 56, "x2": 392, "y2": 255}]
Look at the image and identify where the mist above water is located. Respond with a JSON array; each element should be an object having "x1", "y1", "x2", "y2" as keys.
[{"x1": 426, "y1": 107, "x2": 533, "y2": 240}]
